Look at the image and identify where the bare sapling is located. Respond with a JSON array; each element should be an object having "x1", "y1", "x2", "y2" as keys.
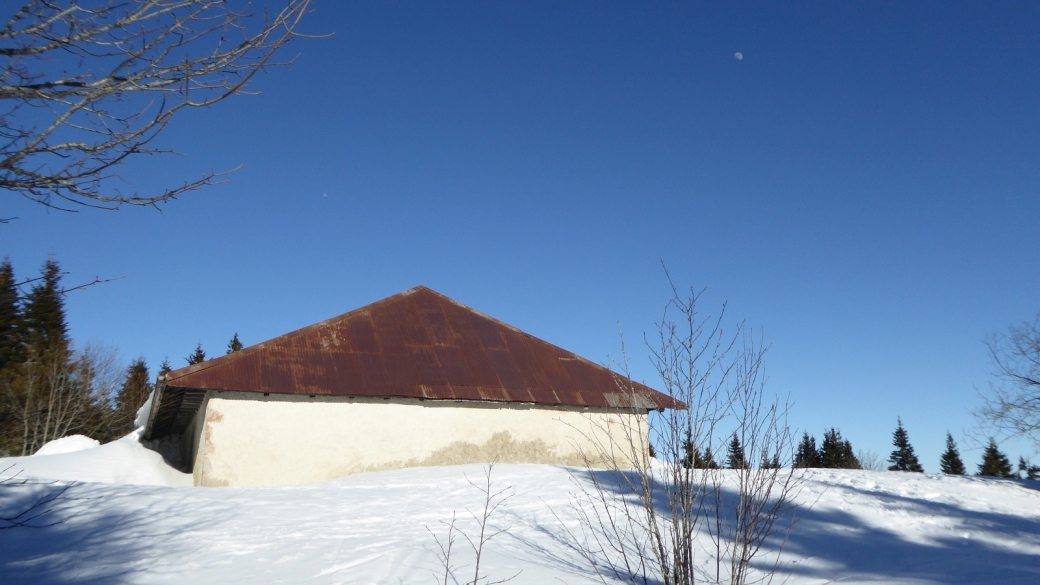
[
  {"x1": 427, "y1": 463, "x2": 521, "y2": 585},
  {"x1": 563, "y1": 276, "x2": 805, "y2": 585}
]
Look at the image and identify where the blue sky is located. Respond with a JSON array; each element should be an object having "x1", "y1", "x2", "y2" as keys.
[{"x1": 4, "y1": 1, "x2": 1039, "y2": 471}]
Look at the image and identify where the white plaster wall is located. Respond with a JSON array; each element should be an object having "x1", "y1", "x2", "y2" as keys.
[{"x1": 194, "y1": 392, "x2": 649, "y2": 487}]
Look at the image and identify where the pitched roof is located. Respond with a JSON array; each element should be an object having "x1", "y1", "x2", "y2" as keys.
[{"x1": 146, "y1": 286, "x2": 678, "y2": 439}]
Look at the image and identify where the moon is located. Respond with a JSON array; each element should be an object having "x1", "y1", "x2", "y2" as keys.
[{"x1": 734, "y1": 52, "x2": 743, "y2": 60}]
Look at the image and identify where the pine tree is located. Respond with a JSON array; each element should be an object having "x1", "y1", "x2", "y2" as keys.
[
  {"x1": 1018, "y1": 457, "x2": 1040, "y2": 480},
  {"x1": 726, "y1": 432, "x2": 747, "y2": 469},
  {"x1": 939, "y1": 432, "x2": 966, "y2": 475},
  {"x1": 681, "y1": 433, "x2": 695, "y2": 469},
  {"x1": 158, "y1": 358, "x2": 172, "y2": 376},
  {"x1": 760, "y1": 447, "x2": 782, "y2": 469},
  {"x1": 21, "y1": 258, "x2": 68, "y2": 352},
  {"x1": 819, "y1": 428, "x2": 861, "y2": 469},
  {"x1": 110, "y1": 358, "x2": 152, "y2": 437},
  {"x1": 186, "y1": 343, "x2": 206, "y2": 365},
  {"x1": 0, "y1": 259, "x2": 21, "y2": 371},
  {"x1": 695, "y1": 447, "x2": 719, "y2": 469},
  {"x1": 977, "y1": 438, "x2": 1014, "y2": 477},
  {"x1": 887, "y1": 418, "x2": 924, "y2": 472},
  {"x1": 226, "y1": 332, "x2": 243, "y2": 354},
  {"x1": 795, "y1": 432, "x2": 819, "y2": 468}
]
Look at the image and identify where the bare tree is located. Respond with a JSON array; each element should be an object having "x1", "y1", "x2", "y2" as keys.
[
  {"x1": 1, "y1": 0, "x2": 315, "y2": 212},
  {"x1": 976, "y1": 313, "x2": 1040, "y2": 448},
  {"x1": 856, "y1": 449, "x2": 884, "y2": 471},
  {"x1": 1, "y1": 342, "x2": 121, "y2": 455},
  {"x1": 428, "y1": 464, "x2": 520, "y2": 585},
  {"x1": 562, "y1": 278, "x2": 804, "y2": 585}
]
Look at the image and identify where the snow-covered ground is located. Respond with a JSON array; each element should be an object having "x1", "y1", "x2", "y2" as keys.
[{"x1": 2, "y1": 436, "x2": 1039, "y2": 584}]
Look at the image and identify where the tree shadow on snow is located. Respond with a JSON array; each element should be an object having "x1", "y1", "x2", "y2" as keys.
[
  {"x1": 0, "y1": 480, "x2": 232, "y2": 585},
  {"x1": 511, "y1": 468, "x2": 1040, "y2": 585},
  {"x1": 774, "y1": 478, "x2": 1040, "y2": 585}
]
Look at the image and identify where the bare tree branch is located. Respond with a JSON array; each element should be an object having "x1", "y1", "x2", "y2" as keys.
[
  {"x1": 976, "y1": 313, "x2": 1040, "y2": 448},
  {"x1": 0, "y1": 0, "x2": 320, "y2": 211}
]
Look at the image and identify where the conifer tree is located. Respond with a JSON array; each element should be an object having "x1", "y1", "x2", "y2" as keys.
[
  {"x1": 819, "y1": 428, "x2": 861, "y2": 469},
  {"x1": 111, "y1": 358, "x2": 151, "y2": 437},
  {"x1": 226, "y1": 333, "x2": 244, "y2": 354},
  {"x1": 695, "y1": 447, "x2": 719, "y2": 469},
  {"x1": 727, "y1": 432, "x2": 747, "y2": 469},
  {"x1": 158, "y1": 358, "x2": 172, "y2": 376},
  {"x1": 977, "y1": 438, "x2": 1014, "y2": 477},
  {"x1": 1018, "y1": 457, "x2": 1040, "y2": 480},
  {"x1": 0, "y1": 259, "x2": 21, "y2": 371},
  {"x1": 681, "y1": 434, "x2": 695, "y2": 469},
  {"x1": 887, "y1": 418, "x2": 924, "y2": 472},
  {"x1": 186, "y1": 343, "x2": 206, "y2": 365},
  {"x1": 795, "y1": 432, "x2": 819, "y2": 468},
  {"x1": 21, "y1": 258, "x2": 68, "y2": 351},
  {"x1": 939, "y1": 433, "x2": 966, "y2": 475},
  {"x1": 760, "y1": 449, "x2": 782, "y2": 469}
]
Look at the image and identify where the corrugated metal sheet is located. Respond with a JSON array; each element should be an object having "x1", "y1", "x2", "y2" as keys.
[{"x1": 147, "y1": 287, "x2": 681, "y2": 439}]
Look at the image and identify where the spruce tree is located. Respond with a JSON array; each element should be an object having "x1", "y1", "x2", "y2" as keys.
[
  {"x1": 819, "y1": 428, "x2": 861, "y2": 469},
  {"x1": 977, "y1": 438, "x2": 1014, "y2": 477},
  {"x1": 695, "y1": 446, "x2": 719, "y2": 469},
  {"x1": 795, "y1": 432, "x2": 819, "y2": 468},
  {"x1": 727, "y1": 432, "x2": 747, "y2": 469},
  {"x1": 760, "y1": 447, "x2": 782, "y2": 469},
  {"x1": 111, "y1": 358, "x2": 151, "y2": 437},
  {"x1": 1018, "y1": 457, "x2": 1040, "y2": 480},
  {"x1": 681, "y1": 433, "x2": 695, "y2": 469},
  {"x1": 21, "y1": 258, "x2": 68, "y2": 351},
  {"x1": 939, "y1": 433, "x2": 966, "y2": 475},
  {"x1": 158, "y1": 358, "x2": 172, "y2": 376},
  {"x1": 887, "y1": 418, "x2": 924, "y2": 472},
  {"x1": 226, "y1": 332, "x2": 244, "y2": 354},
  {"x1": 0, "y1": 259, "x2": 21, "y2": 371},
  {"x1": 186, "y1": 343, "x2": 206, "y2": 365}
]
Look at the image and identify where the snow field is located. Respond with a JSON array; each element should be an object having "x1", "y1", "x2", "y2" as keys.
[{"x1": 1, "y1": 437, "x2": 1039, "y2": 584}]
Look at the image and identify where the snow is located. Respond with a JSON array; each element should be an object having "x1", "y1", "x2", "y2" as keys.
[
  {"x1": 32, "y1": 435, "x2": 100, "y2": 456},
  {"x1": 1, "y1": 430, "x2": 190, "y2": 487},
  {"x1": 134, "y1": 390, "x2": 154, "y2": 429},
  {"x1": 2, "y1": 447, "x2": 1040, "y2": 584}
]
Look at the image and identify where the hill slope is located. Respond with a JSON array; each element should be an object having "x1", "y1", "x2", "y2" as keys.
[{"x1": 1, "y1": 439, "x2": 1039, "y2": 584}]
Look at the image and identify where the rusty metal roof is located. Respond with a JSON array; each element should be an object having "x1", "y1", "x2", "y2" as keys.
[{"x1": 147, "y1": 287, "x2": 679, "y2": 439}]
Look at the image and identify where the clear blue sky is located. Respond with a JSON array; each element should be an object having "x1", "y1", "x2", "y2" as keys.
[{"x1": 4, "y1": 1, "x2": 1039, "y2": 471}]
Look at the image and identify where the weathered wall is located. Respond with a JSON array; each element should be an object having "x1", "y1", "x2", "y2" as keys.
[{"x1": 193, "y1": 392, "x2": 648, "y2": 487}]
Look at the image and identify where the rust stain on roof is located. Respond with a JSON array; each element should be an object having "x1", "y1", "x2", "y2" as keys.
[{"x1": 149, "y1": 287, "x2": 680, "y2": 438}]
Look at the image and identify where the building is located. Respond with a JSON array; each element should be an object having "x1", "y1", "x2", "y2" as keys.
[{"x1": 144, "y1": 287, "x2": 677, "y2": 487}]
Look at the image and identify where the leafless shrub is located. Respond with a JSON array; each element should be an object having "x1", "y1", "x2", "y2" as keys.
[
  {"x1": 427, "y1": 463, "x2": 521, "y2": 585},
  {"x1": 562, "y1": 276, "x2": 805, "y2": 585},
  {"x1": 856, "y1": 450, "x2": 883, "y2": 471},
  {"x1": 1, "y1": 0, "x2": 317, "y2": 211}
]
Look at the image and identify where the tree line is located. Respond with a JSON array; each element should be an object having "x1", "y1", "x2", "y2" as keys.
[
  {"x1": 0, "y1": 257, "x2": 241, "y2": 456},
  {"x1": 673, "y1": 416, "x2": 1038, "y2": 480}
]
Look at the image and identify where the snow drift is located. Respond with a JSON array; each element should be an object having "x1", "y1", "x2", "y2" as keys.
[
  {"x1": 1, "y1": 430, "x2": 190, "y2": 487},
  {"x1": 1, "y1": 440, "x2": 1039, "y2": 584}
]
